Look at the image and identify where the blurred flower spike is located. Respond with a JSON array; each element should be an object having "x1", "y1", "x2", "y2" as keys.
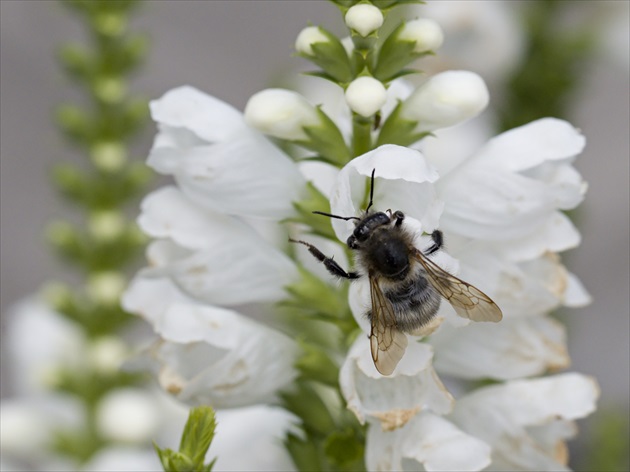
[{"x1": 119, "y1": 1, "x2": 599, "y2": 471}]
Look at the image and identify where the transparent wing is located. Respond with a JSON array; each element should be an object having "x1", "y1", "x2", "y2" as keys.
[
  {"x1": 369, "y1": 274, "x2": 408, "y2": 376},
  {"x1": 412, "y1": 249, "x2": 503, "y2": 323}
]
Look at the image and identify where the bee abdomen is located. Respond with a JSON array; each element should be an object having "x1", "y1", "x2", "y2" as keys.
[{"x1": 385, "y1": 278, "x2": 441, "y2": 332}]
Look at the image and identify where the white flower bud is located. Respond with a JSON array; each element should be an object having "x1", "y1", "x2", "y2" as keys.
[
  {"x1": 295, "y1": 26, "x2": 329, "y2": 56},
  {"x1": 244, "y1": 89, "x2": 320, "y2": 141},
  {"x1": 89, "y1": 336, "x2": 128, "y2": 374},
  {"x1": 87, "y1": 271, "x2": 126, "y2": 305},
  {"x1": 345, "y1": 4, "x2": 384, "y2": 37},
  {"x1": 345, "y1": 77, "x2": 387, "y2": 117},
  {"x1": 96, "y1": 388, "x2": 159, "y2": 443},
  {"x1": 399, "y1": 18, "x2": 444, "y2": 53},
  {"x1": 400, "y1": 70, "x2": 489, "y2": 132}
]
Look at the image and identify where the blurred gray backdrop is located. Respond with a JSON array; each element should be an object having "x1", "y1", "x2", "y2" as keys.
[{"x1": 1, "y1": 0, "x2": 628, "y2": 448}]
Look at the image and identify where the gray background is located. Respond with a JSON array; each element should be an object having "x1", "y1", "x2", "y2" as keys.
[{"x1": 1, "y1": 0, "x2": 628, "y2": 460}]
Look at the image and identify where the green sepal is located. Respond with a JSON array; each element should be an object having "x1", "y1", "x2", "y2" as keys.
[
  {"x1": 376, "y1": 101, "x2": 428, "y2": 146},
  {"x1": 285, "y1": 182, "x2": 337, "y2": 241},
  {"x1": 281, "y1": 381, "x2": 337, "y2": 437},
  {"x1": 372, "y1": 21, "x2": 426, "y2": 82},
  {"x1": 295, "y1": 107, "x2": 350, "y2": 166},
  {"x1": 372, "y1": 0, "x2": 424, "y2": 9},
  {"x1": 324, "y1": 428, "x2": 365, "y2": 468},
  {"x1": 298, "y1": 26, "x2": 353, "y2": 83},
  {"x1": 295, "y1": 340, "x2": 340, "y2": 387},
  {"x1": 153, "y1": 445, "x2": 195, "y2": 472}
]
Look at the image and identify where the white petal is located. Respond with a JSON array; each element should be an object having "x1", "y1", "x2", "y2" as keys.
[
  {"x1": 149, "y1": 129, "x2": 305, "y2": 220},
  {"x1": 496, "y1": 211, "x2": 581, "y2": 262},
  {"x1": 439, "y1": 166, "x2": 554, "y2": 241},
  {"x1": 95, "y1": 389, "x2": 160, "y2": 443},
  {"x1": 150, "y1": 86, "x2": 246, "y2": 143},
  {"x1": 430, "y1": 315, "x2": 569, "y2": 380},
  {"x1": 340, "y1": 337, "x2": 452, "y2": 429},
  {"x1": 366, "y1": 412, "x2": 491, "y2": 472},
  {"x1": 471, "y1": 118, "x2": 586, "y2": 173},
  {"x1": 136, "y1": 187, "x2": 297, "y2": 305},
  {"x1": 330, "y1": 145, "x2": 441, "y2": 241},
  {"x1": 562, "y1": 272, "x2": 592, "y2": 307},
  {"x1": 210, "y1": 406, "x2": 298, "y2": 471}
]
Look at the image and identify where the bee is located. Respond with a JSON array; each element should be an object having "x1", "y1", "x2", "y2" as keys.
[{"x1": 290, "y1": 169, "x2": 502, "y2": 376}]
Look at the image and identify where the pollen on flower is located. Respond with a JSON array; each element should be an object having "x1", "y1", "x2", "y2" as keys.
[{"x1": 373, "y1": 407, "x2": 421, "y2": 432}]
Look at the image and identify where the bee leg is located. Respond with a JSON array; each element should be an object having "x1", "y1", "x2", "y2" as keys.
[
  {"x1": 424, "y1": 230, "x2": 444, "y2": 256},
  {"x1": 289, "y1": 239, "x2": 360, "y2": 280}
]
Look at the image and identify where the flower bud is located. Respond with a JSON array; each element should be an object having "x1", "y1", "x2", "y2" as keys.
[
  {"x1": 295, "y1": 26, "x2": 330, "y2": 56},
  {"x1": 244, "y1": 89, "x2": 320, "y2": 141},
  {"x1": 400, "y1": 70, "x2": 489, "y2": 132},
  {"x1": 345, "y1": 77, "x2": 387, "y2": 117},
  {"x1": 345, "y1": 4, "x2": 384, "y2": 37},
  {"x1": 399, "y1": 18, "x2": 444, "y2": 53}
]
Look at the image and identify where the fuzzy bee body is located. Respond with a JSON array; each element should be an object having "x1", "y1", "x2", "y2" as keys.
[{"x1": 290, "y1": 170, "x2": 502, "y2": 375}]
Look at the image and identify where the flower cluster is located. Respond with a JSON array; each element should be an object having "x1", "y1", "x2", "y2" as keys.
[{"x1": 123, "y1": 1, "x2": 598, "y2": 470}]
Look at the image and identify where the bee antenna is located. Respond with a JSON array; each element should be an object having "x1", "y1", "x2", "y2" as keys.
[
  {"x1": 365, "y1": 168, "x2": 376, "y2": 213},
  {"x1": 312, "y1": 210, "x2": 360, "y2": 221}
]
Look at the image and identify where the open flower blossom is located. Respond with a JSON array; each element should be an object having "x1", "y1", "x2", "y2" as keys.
[{"x1": 121, "y1": 7, "x2": 598, "y2": 471}]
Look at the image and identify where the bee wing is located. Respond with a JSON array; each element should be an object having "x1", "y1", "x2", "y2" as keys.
[
  {"x1": 412, "y1": 249, "x2": 503, "y2": 323},
  {"x1": 369, "y1": 274, "x2": 408, "y2": 376}
]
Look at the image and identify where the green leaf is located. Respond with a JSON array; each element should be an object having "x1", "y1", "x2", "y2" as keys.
[
  {"x1": 295, "y1": 341, "x2": 340, "y2": 387},
  {"x1": 285, "y1": 182, "x2": 337, "y2": 241},
  {"x1": 285, "y1": 432, "x2": 323, "y2": 472},
  {"x1": 281, "y1": 381, "x2": 337, "y2": 437},
  {"x1": 179, "y1": 406, "x2": 217, "y2": 469},
  {"x1": 376, "y1": 101, "x2": 427, "y2": 146}
]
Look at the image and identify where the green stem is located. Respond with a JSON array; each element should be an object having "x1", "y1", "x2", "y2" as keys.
[{"x1": 351, "y1": 114, "x2": 373, "y2": 157}]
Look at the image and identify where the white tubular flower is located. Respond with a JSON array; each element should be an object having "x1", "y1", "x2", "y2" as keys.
[
  {"x1": 345, "y1": 77, "x2": 387, "y2": 117},
  {"x1": 450, "y1": 374, "x2": 599, "y2": 470},
  {"x1": 149, "y1": 86, "x2": 305, "y2": 220},
  {"x1": 134, "y1": 186, "x2": 297, "y2": 305},
  {"x1": 295, "y1": 25, "x2": 330, "y2": 56},
  {"x1": 339, "y1": 336, "x2": 453, "y2": 430},
  {"x1": 400, "y1": 70, "x2": 489, "y2": 133},
  {"x1": 366, "y1": 412, "x2": 491, "y2": 472},
  {"x1": 82, "y1": 447, "x2": 162, "y2": 472},
  {"x1": 345, "y1": 4, "x2": 384, "y2": 37},
  {"x1": 123, "y1": 276, "x2": 299, "y2": 408},
  {"x1": 95, "y1": 388, "x2": 160, "y2": 443},
  {"x1": 329, "y1": 144, "x2": 442, "y2": 241},
  {"x1": 437, "y1": 118, "x2": 587, "y2": 260},
  {"x1": 244, "y1": 88, "x2": 320, "y2": 141},
  {"x1": 399, "y1": 18, "x2": 444, "y2": 53}
]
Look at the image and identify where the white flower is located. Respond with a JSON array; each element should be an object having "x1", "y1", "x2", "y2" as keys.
[
  {"x1": 244, "y1": 88, "x2": 320, "y2": 141},
  {"x1": 435, "y1": 118, "x2": 586, "y2": 260},
  {"x1": 149, "y1": 86, "x2": 305, "y2": 219},
  {"x1": 82, "y1": 447, "x2": 162, "y2": 472},
  {"x1": 366, "y1": 412, "x2": 491, "y2": 472},
  {"x1": 295, "y1": 25, "x2": 330, "y2": 56},
  {"x1": 345, "y1": 77, "x2": 387, "y2": 117},
  {"x1": 329, "y1": 144, "x2": 442, "y2": 241},
  {"x1": 134, "y1": 186, "x2": 297, "y2": 305},
  {"x1": 340, "y1": 336, "x2": 453, "y2": 430},
  {"x1": 96, "y1": 388, "x2": 161, "y2": 443},
  {"x1": 123, "y1": 276, "x2": 299, "y2": 408},
  {"x1": 399, "y1": 18, "x2": 444, "y2": 53},
  {"x1": 345, "y1": 4, "x2": 384, "y2": 37},
  {"x1": 449, "y1": 374, "x2": 599, "y2": 470},
  {"x1": 400, "y1": 70, "x2": 489, "y2": 133}
]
